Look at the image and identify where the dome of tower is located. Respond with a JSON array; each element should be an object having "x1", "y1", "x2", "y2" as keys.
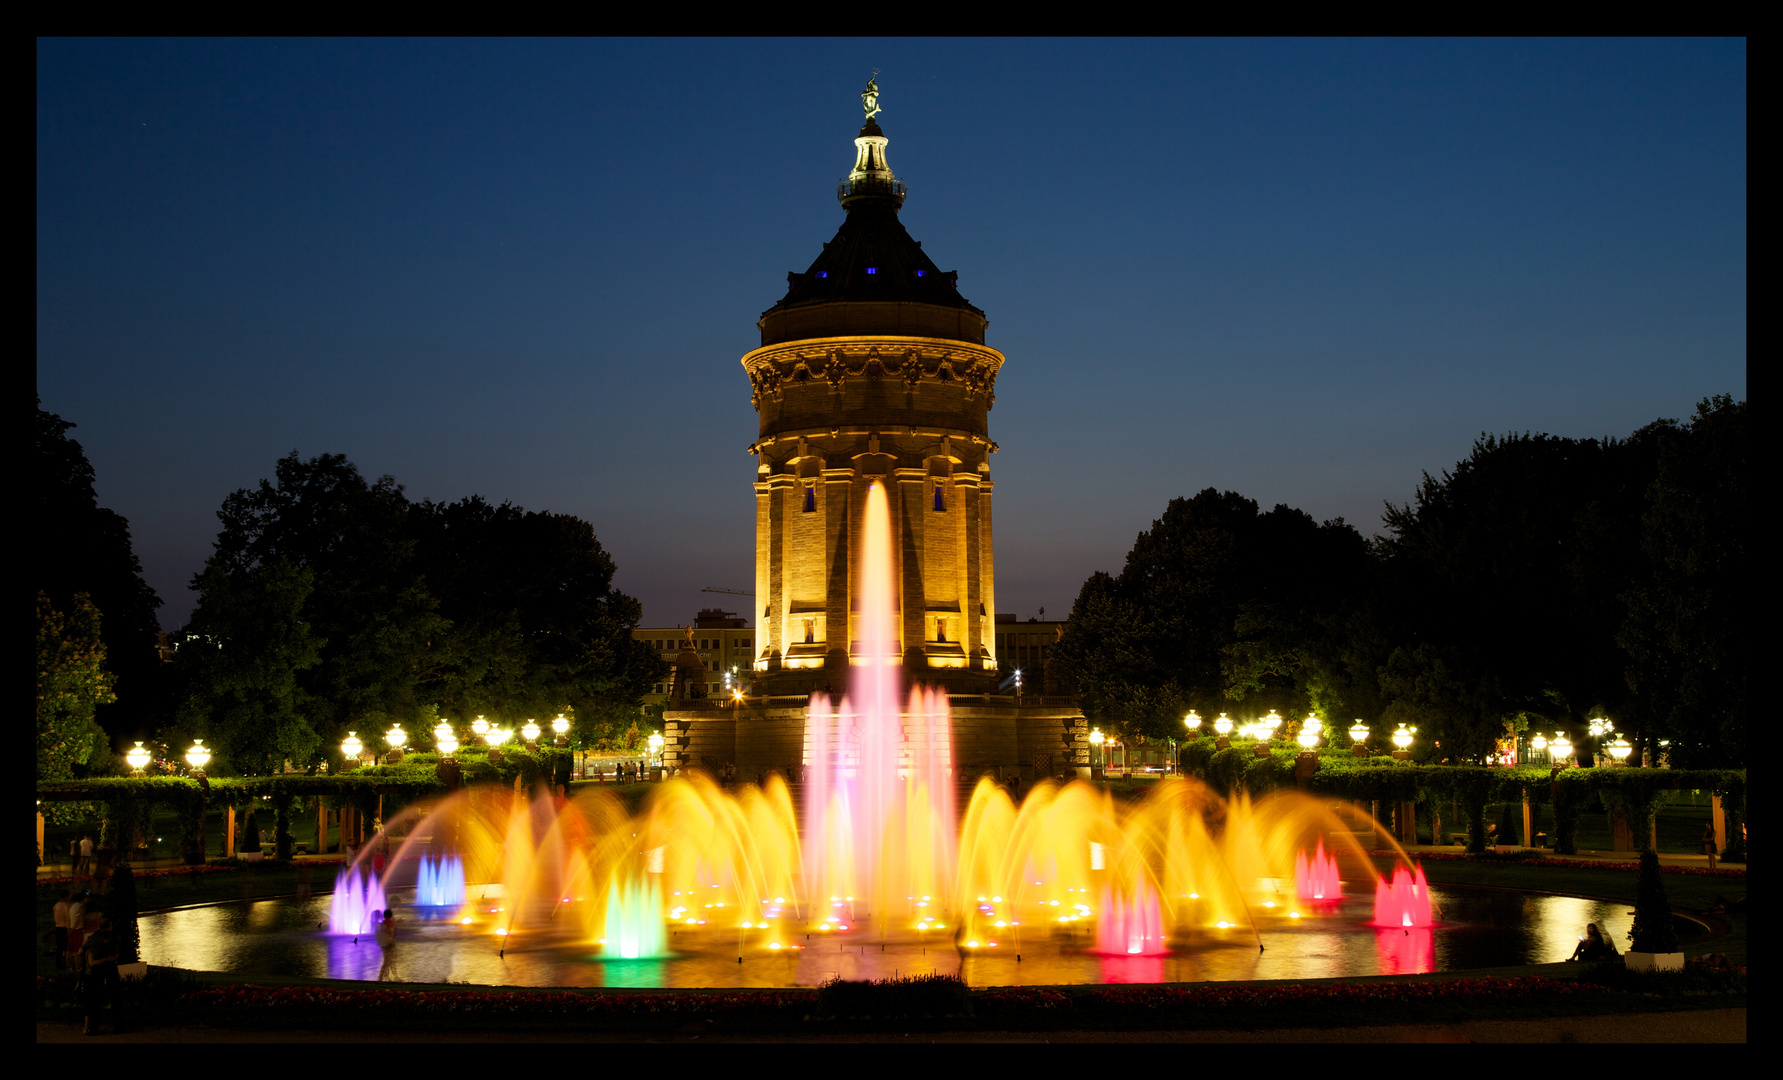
[{"x1": 758, "y1": 104, "x2": 987, "y2": 347}]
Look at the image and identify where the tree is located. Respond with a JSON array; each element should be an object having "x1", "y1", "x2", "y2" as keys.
[
  {"x1": 179, "y1": 452, "x2": 665, "y2": 768},
  {"x1": 36, "y1": 592, "x2": 115, "y2": 780},
  {"x1": 1052, "y1": 489, "x2": 1374, "y2": 741},
  {"x1": 206, "y1": 452, "x2": 444, "y2": 745},
  {"x1": 410, "y1": 496, "x2": 666, "y2": 723},
  {"x1": 1619, "y1": 396, "x2": 1746, "y2": 767},
  {"x1": 1377, "y1": 431, "x2": 1661, "y2": 760},
  {"x1": 174, "y1": 558, "x2": 324, "y2": 774},
  {"x1": 34, "y1": 402, "x2": 164, "y2": 746}
]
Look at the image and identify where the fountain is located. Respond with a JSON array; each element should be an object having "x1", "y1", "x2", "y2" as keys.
[
  {"x1": 200, "y1": 475, "x2": 1469, "y2": 984},
  {"x1": 1371, "y1": 863, "x2": 1435, "y2": 928},
  {"x1": 328, "y1": 865, "x2": 387, "y2": 935},
  {"x1": 415, "y1": 854, "x2": 465, "y2": 909},
  {"x1": 1295, "y1": 839, "x2": 1343, "y2": 902}
]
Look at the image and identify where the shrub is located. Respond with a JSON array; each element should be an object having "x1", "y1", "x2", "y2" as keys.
[{"x1": 1628, "y1": 849, "x2": 1679, "y2": 954}]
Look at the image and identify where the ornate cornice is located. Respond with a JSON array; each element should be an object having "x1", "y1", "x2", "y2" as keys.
[{"x1": 741, "y1": 335, "x2": 1005, "y2": 412}]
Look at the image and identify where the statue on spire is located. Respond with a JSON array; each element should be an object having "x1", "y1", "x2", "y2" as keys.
[{"x1": 862, "y1": 73, "x2": 881, "y2": 122}]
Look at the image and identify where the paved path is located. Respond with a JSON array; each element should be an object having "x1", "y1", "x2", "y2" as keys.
[{"x1": 38, "y1": 1008, "x2": 1745, "y2": 1043}]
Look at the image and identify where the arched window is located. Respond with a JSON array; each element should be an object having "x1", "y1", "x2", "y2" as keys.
[
  {"x1": 804, "y1": 483, "x2": 816, "y2": 512},
  {"x1": 933, "y1": 483, "x2": 945, "y2": 511}
]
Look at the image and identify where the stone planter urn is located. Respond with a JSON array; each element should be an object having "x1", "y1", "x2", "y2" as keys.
[{"x1": 1624, "y1": 951, "x2": 1685, "y2": 973}]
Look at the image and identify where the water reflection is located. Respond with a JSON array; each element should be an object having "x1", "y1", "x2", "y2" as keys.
[
  {"x1": 1375, "y1": 928, "x2": 1435, "y2": 975},
  {"x1": 135, "y1": 885, "x2": 1651, "y2": 989}
]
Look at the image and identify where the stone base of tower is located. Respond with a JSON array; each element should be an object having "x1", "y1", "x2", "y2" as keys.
[{"x1": 661, "y1": 692, "x2": 1090, "y2": 787}]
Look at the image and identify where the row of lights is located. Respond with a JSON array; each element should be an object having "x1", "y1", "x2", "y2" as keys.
[{"x1": 1175, "y1": 711, "x2": 1417, "y2": 752}]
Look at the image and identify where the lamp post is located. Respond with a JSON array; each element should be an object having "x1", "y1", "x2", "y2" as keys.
[
  {"x1": 385, "y1": 724, "x2": 407, "y2": 764},
  {"x1": 1294, "y1": 716, "x2": 1321, "y2": 787},
  {"x1": 186, "y1": 739, "x2": 211, "y2": 791},
  {"x1": 433, "y1": 721, "x2": 458, "y2": 757},
  {"x1": 484, "y1": 723, "x2": 505, "y2": 765},
  {"x1": 648, "y1": 732, "x2": 664, "y2": 779},
  {"x1": 1213, "y1": 713, "x2": 1233, "y2": 750},
  {"x1": 522, "y1": 720, "x2": 542, "y2": 751},
  {"x1": 1391, "y1": 723, "x2": 1414, "y2": 761},
  {"x1": 1549, "y1": 732, "x2": 1574, "y2": 770},
  {"x1": 126, "y1": 741, "x2": 151, "y2": 776},
  {"x1": 1607, "y1": 736, "x2": 1632, "y2": 766},
  {"x1": 1588, "y1": 716, "x2": 1613, "y2": 766},
  {"x1": 1089, "y1": 729, "x2": 1105, "y2": 778},
  {"x1": 1531, "y1": 732, "x2": 1549, "y2": 767},
  {"x1": 340, "y1": 731, "x2": 363, "y2": 771},
  {"x1": 472, "y1": 716, "x2": 490, "y2": 741},
  {"x1": 1349, "y1": 720, "x2": 1370, "y2": 758},
  {"x1": 552, "y1": 714, "x2": 570, "y2": 748},
  {"x1": 1184, "y1": 711, "x2": 1202, "y2": 741},
  {"x1": 1263, "y1": 710, "x2": 1283, "y2": 741},
  {"x1": 1014, "y1": 667, "x2": 1024, "y2": 703}
]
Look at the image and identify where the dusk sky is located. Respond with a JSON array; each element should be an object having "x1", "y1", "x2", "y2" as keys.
[{"x1": 37, "y1": 39, "x2": 1746, "y2": 632}]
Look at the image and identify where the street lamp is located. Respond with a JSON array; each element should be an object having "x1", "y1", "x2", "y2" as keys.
[
  {"x1": 1213, "y1": 713, "x2": 1233, "y2": 750},
  {"x1": 552, "y1": 714, "x2": 570, "y2": 748},
  {"x1": 484, "y1": 723, "x2": 506, "y2": 764},
  {"x1": 472, "y1": 716, "x2": 490, "y2": 740},
  {"x1": 1531, "y1": 732, "x2": 1548, "y2": 766},
  {"x1": 1349, "y1": 720, "x2": 1370, "y2": 758},
  {"x1": 1263, "y1": 710, "x2": 1283, "y2": 740},
  {"x1": 126, "y1": 741, "x2": 151, "y2": 776},
  {"x1": 647, "y1": 732, "x2": 665, "y2": 777},
  {"x1": 434, "y1": 720, "x2": 459, "y2": 758},
  {"x1": 1297, "y1": 715, "x2": 1322, "y2": 751},
  {"x1": 1184, "y1": 711, "x2": 1202, "y2": 740},
  {"x1": 185, "y1": 739, "x2": 211, "y2": 776},
  {"x1": 1550, "y1": 733, "x2": 1573, "y2": 766},
  {"x1": 1608, "y1": 736, "x2": 1633, "y2": 765},
  {"x1": 522, "y1": 720, "x2": 542, "y2": 749},
  {"x1": 341, "y1": 731, "x2": 363, "y2": 769},
  {"x1": 1391, "y1": 723, "x2": 1414, "y2": 761},
  {"x1": 1088, "y1": 729, "x2": 1105, "y2": 774},
  {"x1": 385, "y1": 724, "x2": 407, "y2": 764},
  {"x1": 1014, "y1": 668, "x2": 1024, "y2": 701}
]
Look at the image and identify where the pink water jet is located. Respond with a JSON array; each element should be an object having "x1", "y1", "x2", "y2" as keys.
[
  {"x1": 802, "y1": 480, "x2": 956, "y2": 922},
  {"x1": 1294, "y1": 839, "x2": 1343, "y2": 902},
  {"x1": 329, "y1": 866, "x2": 387, "y2": 935},
  {"x1": 1371, "y1": 863, "x2": 1433, "y2": 928},
  {"x1": 1094, "y1": 884, "x2": 1169, "y2": 956}
]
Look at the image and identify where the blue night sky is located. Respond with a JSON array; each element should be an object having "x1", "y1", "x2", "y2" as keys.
[{"x1": 36, "y1": 39, "x2": 1746, "y2": 631}]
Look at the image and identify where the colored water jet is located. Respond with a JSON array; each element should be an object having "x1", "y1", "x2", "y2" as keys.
[
  {"x1": 1371, "y1": 864, "x2": 1434, "y2": 928},
  {"x1": 1095, "y1": 882, "x2": 1168, "y2": 956},
  {"x1": 329, "y1": 866, "x2": 387, "y2": 935},
  {"x1": 604, "y1": 874, "x2": 669, "y2": 959},
  {"x1": 416, "y1": 854, "x2": 466, "y2": 908},
  {"x1": 1294, "y1": 839, "x2": 1343, "y2": 902}
]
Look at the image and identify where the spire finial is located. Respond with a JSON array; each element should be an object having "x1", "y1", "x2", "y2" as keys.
[{"x1": 862, "y1": 72, "x2": 881, "y2": 122}]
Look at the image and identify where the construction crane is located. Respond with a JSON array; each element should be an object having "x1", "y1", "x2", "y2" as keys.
[{"x1": 701, "y1": 587, "x2": 752, "y2": 597}]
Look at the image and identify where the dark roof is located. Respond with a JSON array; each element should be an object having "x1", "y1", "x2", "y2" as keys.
[{"x1": 761, "y1": 198, "x2": 983, "y2": 321}]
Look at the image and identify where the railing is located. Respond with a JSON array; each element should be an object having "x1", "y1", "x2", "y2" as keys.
[{"x1": 836, "y1": 177, "x2": 908, "y2": 202}]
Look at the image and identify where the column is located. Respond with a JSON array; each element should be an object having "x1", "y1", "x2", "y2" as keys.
[{"x1": 225, "y1": 805, "x2": 236, "y2": 859}]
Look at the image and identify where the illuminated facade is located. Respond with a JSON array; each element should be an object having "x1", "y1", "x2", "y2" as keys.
[
  {"x1": 661, "y1": 84, "x2": 1088, "y2": 779},
  {"x1": 745, "y1": 92, "x2": 1002, "y2": 695}
]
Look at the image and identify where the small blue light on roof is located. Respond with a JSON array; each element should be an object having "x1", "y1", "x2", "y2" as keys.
[
  {"x1": 915, "y1": 270, "x2": 926, "y2": 277},
  {"x1": 816, "y1": 271, "x2": 827, "y2": 278},
  {"x1": 865, "y1": 267, "x2": 877, "y2": 274}
]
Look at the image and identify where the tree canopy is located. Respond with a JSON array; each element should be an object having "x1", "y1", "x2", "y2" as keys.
[
  {"x1": 1057, "y1": 396, "x2": 1746, "y2": 768},
  {"x1": 33, "y1": 401, "x2": 164, "y2": 745},
  {"x1": 173, "y1": 452, "x2": 666, "y2": 772},
  {"x1": 37, "y1": 592, "x2": 116, "y2": 780}
]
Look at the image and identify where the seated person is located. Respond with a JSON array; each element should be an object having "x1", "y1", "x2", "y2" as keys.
[{"x1": 1567, "y1": 922, "x2": 1617, "y2": 961}]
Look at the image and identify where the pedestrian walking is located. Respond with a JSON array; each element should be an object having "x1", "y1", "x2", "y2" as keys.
[
  {"x1": 51, "y1": 891, "x2": 72, "y2": 966},
  {"x1": 1702, "y1": 822, "x2": 1719, "y2": 870}
]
